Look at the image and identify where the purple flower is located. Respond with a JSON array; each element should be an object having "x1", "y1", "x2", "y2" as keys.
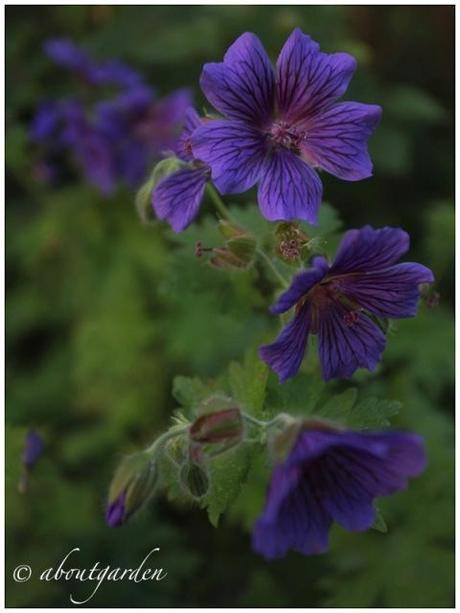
[
  {"x1": 153, "y1": 107, "x2": 210, "y2": 232},
  {"x1": 22, "y1": 430, "x2": 44, "y2": 469},
  {"x1": 98, "y1": 86, "x2": 193, "y2": 186},
  {"x1": 252, "y1": 426, "x2": 426, "y2": 559},
  {"x1": 260, "y1": 226, "x2": 434, "y2": 382},
  {"x1": 192, "y1": 28, "x2": 381, "y2": 224},
  {"x1": 44, "y1": 38, "x2": 142, "y2": 88}
]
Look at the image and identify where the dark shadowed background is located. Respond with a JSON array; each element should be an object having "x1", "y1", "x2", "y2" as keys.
[{"x1": 6, "y1": 5, "x2": 454, "y2": 607}]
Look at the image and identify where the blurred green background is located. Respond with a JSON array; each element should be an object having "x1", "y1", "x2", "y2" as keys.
[{"x1": 6, "y1": 5, "x2": 454, "y2": 607}]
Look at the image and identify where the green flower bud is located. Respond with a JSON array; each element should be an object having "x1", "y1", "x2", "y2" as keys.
[
  {"x1": 106, "y1": 452, "x2": 157, "y2": 527},
  {"x1": 210, "y1": 247, "x2": 250, "y2": 270},
  {"x1": 275, "y1": 222, "x2": 325, "y2": 265},
  {"x1": 212, "y1": 220, "x2": 256, "y2": 270},
  {"x1": 180, "y1": 462, "x2": 209, "y2": 499}
]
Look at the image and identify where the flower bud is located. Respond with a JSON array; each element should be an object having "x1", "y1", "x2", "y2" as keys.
[
  {"x1": 18, "y1": 430, "x2": 45, "y2": 494},
  {"x1": 106, "y1": 451, "x2": 157, "y2": 527},
  {"x1": 210, "y1": 247, "x2": 248, "y2": 270},
  {"x1": 213, "y1": 220, "x2": 256, "y2": 270},
  {"x1": 22, "y1": 430, "x2": 44, "y2": 469},
  {"x1": 190, "y1": 408, "x2": 243, "y2": 456},
  {"x1": 275, "y1": 222, "x2": 325, "y2": 264},
  {"x1": 180, "y1": 461, "x2": 209, "y2": 499}
]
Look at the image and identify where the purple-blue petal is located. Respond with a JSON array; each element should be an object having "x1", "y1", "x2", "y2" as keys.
[
  {"x1": 252, "y1": 466, "x2": 331, "y2": 559},
  {"x1": 259, "y1": 302, "x2": 311, "y2": 383},
  {"x1": 44, "y1": 38, "x2": 91, "y2": 74},
  {"x1": 337, "y1": 262, "x2": 435, "y2": 319},
  {"x1": 74, "y1": 130, "x2": 116, "y2": 195},
  {"x1": 30, "y1": 101, "x2": 61, "y2": 142},
  {"x1": 330, "y1": 226, "x2": 410, "y2": 275},
  {"x1": 153, "y1": 167, "x2": 207, "y2": 232},
  {"x1": 258, "y1": 148, "x2": 322, "y2": 224},
  {"x1": 106, "y1": 492, "x2": 127, "y2": 527},
  {"x1": 176, "y1": 107, "x2": 203, "y2": 162},
  {"x1": 200, "y1": 32, "x2": 275, "y2": 125},
  {"x1": 191, "y1": 119, "x2": 266, "y2": 193},
  {"x1": 276, "y1": 28, "x2": 357, "y2": 124},
  {"x1": 317, "y1": 303, "x2": 386, "y2": 381},
  {"x1": 270, "y1": 256, "x2": 329, "y2": 315},
  {"x1": 300, "y1": 102, "x2": 382, "y2": 181}
]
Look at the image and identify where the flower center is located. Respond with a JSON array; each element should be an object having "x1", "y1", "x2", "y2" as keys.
[
  {"x1": 268, "y1": 121, "x2": 304, "y2": 154},
  {"x1": 298, "y1": 279, "x2": 363, "y2": 333},
  {"x1": 183, "y1": 137, "x2": 193, "y2": 158}
]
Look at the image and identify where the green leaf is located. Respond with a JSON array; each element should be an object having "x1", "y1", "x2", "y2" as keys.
[
  {"x1": 172, "y1": 376, "x2": 210, "y2": 411},
  {"x1": 202, "y1": 442, "x2": 256, "y2": 527},
  {"x1": 228, "y1": 347, "x2": 268, "y2": 418},
  {"x1": 316, "y1": 388, "x2": 358, "y2": 423},
  {"x1": 265, "y1": 372, "x2": 325, "y2": 418},
  {"x1": 347, "y1": 396, "x2": 401, "y2": 429},
  {"x1": 386, "y1": 85, "x2": 447, "y2": 124}
]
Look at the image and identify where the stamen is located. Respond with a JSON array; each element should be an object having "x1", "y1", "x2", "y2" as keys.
[
  {"x1": 268, "y1": 121, "x2": 304, "y2": 154},
  {"x1": 195, "y1": 241, "x2": 213, "y2": 257},
  {"x1": 343, "y1": 311, "x2": 360, "y2": 327}
]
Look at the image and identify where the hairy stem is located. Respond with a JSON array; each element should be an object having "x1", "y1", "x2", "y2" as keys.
[
  {"x1": 242, "y1": 412, "x2": 293, "y2": 430},
  {"x1": 145, "y1": 424, "x2": 189, "y2": 457},
  {"x1": 206, "y1": 183, "x2": 235, "y2": 222},
  {"x1": 256, "y1": 248, "x2": 289, "y2": 288}
]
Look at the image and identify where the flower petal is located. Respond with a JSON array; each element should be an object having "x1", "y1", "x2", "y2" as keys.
[
  {"x1": 270, "y1": 256, "x2": 329, "y2": 315},
  {"x1": 317, "y1": 302, "x2": 386, "y2": 380},
  {"x1": 330, "y1": 226, "x2": 410, "y2": 274},
  {"x1": 153, "y1": 167, "x2": 207, "y2": 233},
  {"x1": 252, "y1": 466, "x2": 331, "y2": 559},
  {"x1": 301, "y1": 102, "x2": 382, "y2": 180},
  {"x1": 191, "y1": 120, "x2": 266, "y2": 193},
  {"x1": 258, "y1": 148, "x2": 322, "y2": 223},
  {"x1": 200, "y1": 32, "x2": 275, "y2": 125},
  {"x1": 259, "y1": 302, "x2": 311, "y2": 383},
  {"x1": 176, "y1": 107, "x2": 202, "y2": 162},
  {"x1": 319, "y1": 432, "x2": 426, "y2": 530},
  {"x1": 276, "y1": 28, "x2": 357, "y2": 124},
  {"x1": 338, "y1": 262, "x2": 435, "y2": 319}
]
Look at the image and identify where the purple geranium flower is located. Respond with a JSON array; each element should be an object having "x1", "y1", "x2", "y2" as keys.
[
  {"x1": 260, "y1": 226, "x2": 434, "y2": 382},
  {"x1": 100, "y1": 87, "x2": 192, "y2": 186},
  {"x1": 44, "y1": 38, "x2": 142, "y2": 89},
  {"x1": 153, "y1": 107, "x2": 210, "y2": 232},
  {"x1": 252, "y1": 426, "x2": 426, "y2": 559},
  {"x1": 192, "y1": 28, "x2": 381, "y2": 224}
]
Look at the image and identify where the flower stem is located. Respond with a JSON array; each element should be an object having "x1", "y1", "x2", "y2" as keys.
[
  {"x1": 145, "y1": 425, "x2": 189, "y2": 457},
  {"x1": 242, "y1": 412, "x2": 292, "y2": 430},
  {"x1": 206, "y1": 183, "x2": 235, "y2": 222},
  {"x1": 256, "y1": 248, "x2": 289, "y2": 288}
]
